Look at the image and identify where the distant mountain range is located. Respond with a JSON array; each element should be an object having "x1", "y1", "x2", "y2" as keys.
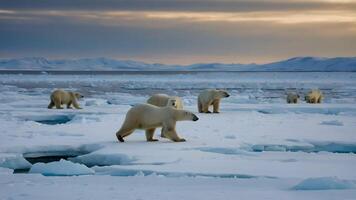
[{"x1": 0, "y1": 56, "x2": 355, "y2": 71}]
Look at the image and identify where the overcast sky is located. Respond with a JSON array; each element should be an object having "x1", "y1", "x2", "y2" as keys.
[{"x1": 1, "y1": 0, "x2": 355, "y2": 64}]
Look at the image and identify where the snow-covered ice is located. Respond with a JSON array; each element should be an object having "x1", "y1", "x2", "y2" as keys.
[
  {"x1": 0, "y1": 72, "x2": 356, "y2": 199},
  {"x1": 29, "y1": 159, "x2": 95, "y2": 176},
  {"x1": 292, "y1": 177, "x2": 356, "y2": 190}
]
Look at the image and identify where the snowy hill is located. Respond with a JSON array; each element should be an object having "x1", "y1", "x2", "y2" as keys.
[
  {"x1": 255, "y1": 57, "x2": 356, "y2": 72},
  {"x1": 0, "y1": 57, "x2": 172, "y2": 71},
  {"x1": 0, "y1": 56, "x2": 355, "y2": 71}
]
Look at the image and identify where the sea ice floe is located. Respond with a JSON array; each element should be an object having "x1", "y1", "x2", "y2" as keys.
[
  {"x1": 29, "y1": 159, "x2": 94, "y2": 176},
  {"x1": 84, "y1": 99, "x2": 108, "y2": 106},
  {"x1": 292, "y1": 177, "x2": 356, "y2": 190},
  {"x1": 320, "y1": 120, "x2": 344, "y2": 126},
  {"x1": 93, "y1": 166, "x2": 263, "y2": 179},
  {"x1": 196, "y1": 147, "x2": 254, "y2": 156},
  {"x1": 0, "y1": 154, "x2": 32, "y2": 170},
  {"x1": 250, "y1": 142, "x2": 356, "y2": 154},
  {"x1": 69, "y1": 153, "x2": 136, "y2": 167}
]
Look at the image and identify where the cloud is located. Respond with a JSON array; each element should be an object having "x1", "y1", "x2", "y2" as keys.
[
  {"x1": 0, "y1": 0, "x2": 355, "y2": 64},
  {"x1": 2, "y1": 9, "x2": 356, "y2": 26},
  {"x1": 1, "y1": 0, "x2": 356, "y2": 12}
]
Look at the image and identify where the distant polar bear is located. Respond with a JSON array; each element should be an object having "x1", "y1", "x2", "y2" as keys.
[
  {"x1": 48, "y1": 89, "x2": 84, "y2": 109},
  {"x1": 198, "y1": 89, "x2": 230, "y2": 113},
  {"x1": 147, "y1": 94, "x2": 184, "y2": 109},
  {"x1": 115, "y1": 104, "x2": 199, "y2": 142},
  {"x1": 286, "y1": 92, "x2": 300, "y2": 104},
  {"x1": 305, "y1": 89, "x2": 323, "y2": 104}
]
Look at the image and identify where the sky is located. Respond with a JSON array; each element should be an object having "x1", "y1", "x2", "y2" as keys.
[{"x1": 0, "y1": 0, "x2": 355, "y2": 64}]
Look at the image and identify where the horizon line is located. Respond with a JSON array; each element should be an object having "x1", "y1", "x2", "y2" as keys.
[{"x1": 1, "y1": 55, "x2": 355, "y2": 66}]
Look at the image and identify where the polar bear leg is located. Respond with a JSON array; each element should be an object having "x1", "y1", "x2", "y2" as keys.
[
  {"x1": 312, "y1": 97, "x2": 316, "y2": 104},
  {"x1": 198, "y1": 100, "x2": 203, "y2": 113},
  {"x1": 213, "y1": 99, "x2": 220, "y2": 113},
  {"x1": 116, "y1": 129, "x2": 134, "y2": 142},
  {"x1": 67, "y1": 101, "x2": 73, "y2": 109},
  {"x1": 202, "y1": 102, "x2": 211, "y2": 113},
  {"x1": 116, "y1": 123, "x2": 135, "y2": 142},
  {"x1": 162, "y1": 125, "x2": 185, "y2": 142},
  {"x1": 160, "y1": 128, "x2": 166, "y2": 138},
  {"x1": 146, "y1": 128, "x2": 158, "y2": 142},
  {"x1": 54, "y1": 97, "x2": 63, "y2": 109},
  {"x1": 48, "y1": 100, "x2": 55, "y2": 109},
  {"x1": 72, "y1": 99, "x2": 82, "y2": 109}
]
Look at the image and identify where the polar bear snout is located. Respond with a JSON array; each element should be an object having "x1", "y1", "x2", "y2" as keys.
[
  {"x1": 192, "y1": 114, "x2": 199, "y2": 121},
  {"x1": 74, "y1": 93, "x2": 84, "y2": 99},
  {"x1": 222, "y1": 91, "x2": 230, "y2": 98}
]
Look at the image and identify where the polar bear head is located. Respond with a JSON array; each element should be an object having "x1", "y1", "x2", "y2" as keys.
[
  {"x1": 166, "y1": 97, "x2": 184, "y2": 109},
  {"x1": 70, "y1": 92, "x2": 84, "y2": 99},
  {"x1": 166, "y1": 99, "x2": 177, "y2": 108},
  {"x1": 175, "y1": 109, "x2": 199, "y2": 121},
  {"x1": 215, "y1": 90, "x2": 230, "y2": 99}
]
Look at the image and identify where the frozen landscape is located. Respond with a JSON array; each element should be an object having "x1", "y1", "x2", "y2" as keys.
[
  {"x1": 1, "y1": 71, "x2": 356, "y2": 199},
  {"x1": 1, "y1": 56, "x2": 356, "y2": 71}
]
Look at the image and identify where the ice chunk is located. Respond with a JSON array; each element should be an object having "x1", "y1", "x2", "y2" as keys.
[
  {"x1": 224, "y1": 135, "x2": 236, "y2": 139},
  {"x1": 69, "y1": 153, "x2": 135, "y2": 167},
  {"x1": 264, "y1": 145, "x2": 287, "y2": 152},
  {"x1": 68, "y1": 115, "x2": 101, "y2": 124},
  {"x1": 197, "y1": 147, "x2": 254, "y2": 156},
  {"x1": 84, "y1": 99, "x2": 108, "y2": 106},
  {"x1": 0, "y1": 154, "x2": 32, "y2": 170},
  {"x1": 93, "y1": 166, "x2": 259, "y2": 179},
  {"x1": 29, "y1": 159, "x2": 94, "y2": 176},
  {"x1": 292, "y1": 177, "x2": 355, "y2": 190},
  {"x1": 0, "y1": 167, "x2": 14, "y2": 174},
  {"x1": 320, "y1": 120, "x2": 344, "y2": 126}
]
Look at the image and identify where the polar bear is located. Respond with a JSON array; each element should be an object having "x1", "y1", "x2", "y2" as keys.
[
  {"x1": 305, "y1": 89, "x2": 323, "y2": 104},
  {"x1": 147, "y1": 94, "x2": 184, "y2": 109},
  {"x1": 48, "y1": 89, "x2": 84, "y2": 109},
  {"x1": 198, "y1": 89, "x2": 230, "y2": 113},
  {"x1": 147, "y1": 94, "x2": 184, "y2": 138},
  {"x1": 115, "y1": 104, "x2": 199, "y2": 142},
  {"x1": 286, "y1": 92, "x2": 300, "y2": 104}
]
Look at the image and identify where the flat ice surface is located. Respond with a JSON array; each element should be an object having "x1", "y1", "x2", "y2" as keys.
[{"x1": 1, "y1": 72, "x2": 356, "y2": 199}]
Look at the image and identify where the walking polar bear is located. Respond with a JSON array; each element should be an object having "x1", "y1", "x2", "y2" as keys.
[
  {"x1": 147, "y1": 94, "x2": 184, "y2": 109},
  {"x1": 286, "y1": 92, "x2": 300, "y2": 104},
  {"x1": 198, "y1": 89, "x2": 230, "y2": 113},
  {"x1": 305, "y1": 89, "x2": 323, "y2": 104},
  {"x1": 115, "y1": 104, "x2": 199, "y2": 142},
  {"x1": 147, "y1": 93, "x2": 184, "y2": 138},
  {"x1": 48, "y1": 89, "x2": 84, "y2": 109}
]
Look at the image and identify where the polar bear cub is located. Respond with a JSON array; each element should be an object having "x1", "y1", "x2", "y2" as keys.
[
  {"x1": 147, "y1": 94, "x2": 184, "y2": 109},
  {"x1": 115, "y1": 104, "x2": 198, "y2": 142},
  {"x1": 305, "y1": 89, "x2": 323, "y2": 104},
  {"x1": 198, "y1": 89, "x2": 230, "y2": 113},
  {"x1": 48, "y1": 89, "x2": 84, "y2": 109}
]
